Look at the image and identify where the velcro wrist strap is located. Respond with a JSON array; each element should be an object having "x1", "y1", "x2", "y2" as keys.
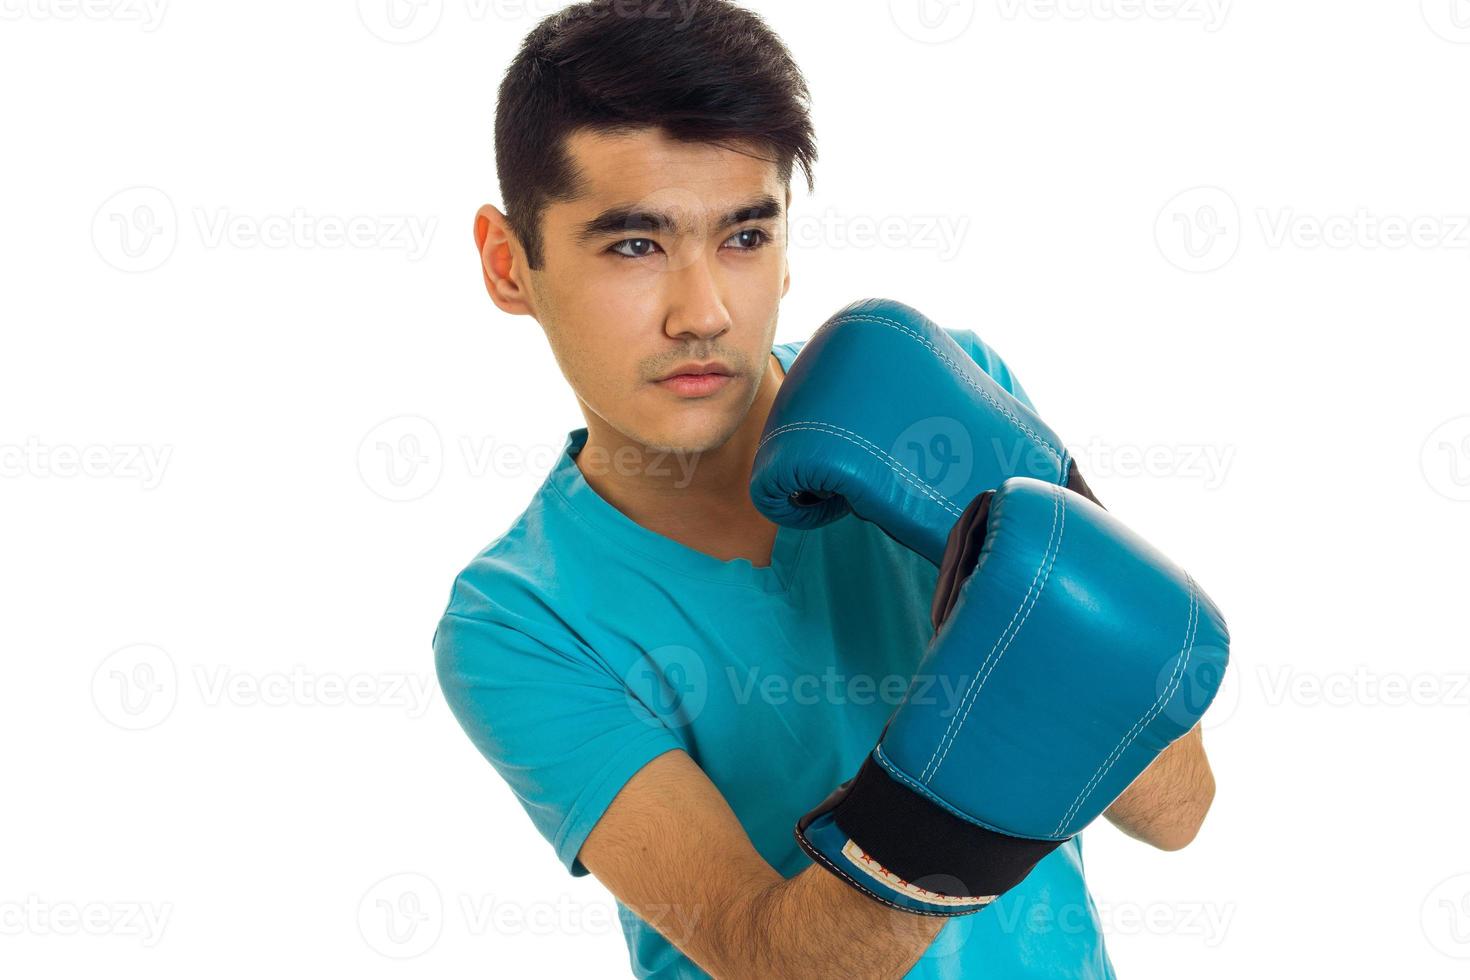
[{"x1": 799, "y1": 754, "x2": 1066, "y2": 907}]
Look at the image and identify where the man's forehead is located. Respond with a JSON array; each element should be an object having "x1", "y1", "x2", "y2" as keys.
[{"x1": 559, "y1": 128, "x2": 784, "y2": 226}]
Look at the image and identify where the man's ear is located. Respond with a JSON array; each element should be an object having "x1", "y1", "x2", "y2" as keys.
[{"x1": 474, "y1": 204, "x2": 534, "y2": 316}]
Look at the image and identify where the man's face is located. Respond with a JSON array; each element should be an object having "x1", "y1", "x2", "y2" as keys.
[{"x1": 526, "y1": 127, "x2": 790, "y2": 455}]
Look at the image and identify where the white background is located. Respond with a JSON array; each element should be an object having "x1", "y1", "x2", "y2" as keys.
[{"x1": 3, "y1": 0, "x2": 1468, "y2": 976}]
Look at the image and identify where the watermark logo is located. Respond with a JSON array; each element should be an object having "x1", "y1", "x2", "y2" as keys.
[
  {"x1": 359, "y1": 873, "x2": 443, "y2": 958},
  {"x1": 192, "y1": 665, "x2": 435, "y2": 718},
  {"x1": 459, "y1": 892, "x2": 620, "y2": 936},
  {"x1": 1258, "y1": 666, "x2": 1470, "y2": 709},
  {"x1": 93, "y1": 187, "x2": 437, "y2": 271},
  {"x1": 93, "y1": 186, "x2": 177, "y2": 273},
  {"x1": 1257, "y1": 209, "x2": 1470, "y2": 251},
  {"x1": 1159, "y1": 655, "x2": 1237, "y2": 732},
  {"x1": 0, "y1": 0, "x2": 168, "y2": 30},
  {"x1": 1423, "y1": 873, "x2": 1470, "y2": 958},
  {"x1": 1095, "y1": 898, "x2": 1235, "y2": 946},
  {"x1": 356, "y1": 421, "x2": 708, "y2": 503},
  {"x1": 978, "y1": 894, "x2": 1236, "y2": 945},
  {"x1": 0, "y1": 438, "x2": 172, "y2": 488},
  {"x1": 995, "y1": 0, "x2": 1231, "y2": 32},
  {"x1": 357, "y1": 882, "x2": 680, "y2": 946},
  {"x1": 1070, "y1": 438, "x2": 1236, "y2": 490},
  {"x1": 892, "y1": 416, "x2": 976, "y2": 502},
  {"x1": 890, "y1": 0, "x2": 977, "y2": 43},
  {"x1": 625, "y1": 645, "x2": 709, "y2": 729},
  {"x1": 357, "y1": 0, "x2": 700, "y2": 42},
  {"x1": 92, "y1": 644, "x2": 178, "y2": 731},
  {"x1": 358, "y1": 415, "x2": 444, "y2": 503},
  {"x1": 192, "y1": 208, "x2": 435, "y2": 258},
  {"x1": 789, "y1": 209, "x2": 971, "y2": 261},
  {"x1": 357, "y1": 0, "x2": 443, "y2": 43},
  {"x1": 1155, "y1": 187, "x2": 1240, "y2": 273},
  {"x1": 1422, "y1": 416, "x2": 1470, "y2": 502},
  {"x1": 92, "y1": 647, "x2": 434, "y2": 726},
  {"x1": 1422, "y1": 0, "x2": 1470, "y2": 43},
  {"x1": 1159, "y1": 187, "x2": 1470, "y2": 272},
  {"x1": 727, "y1": 665, "x2": 919, "y2": 712},
  {"x1": 0, "y1": 896, "x2": 173, "y2": 946}
]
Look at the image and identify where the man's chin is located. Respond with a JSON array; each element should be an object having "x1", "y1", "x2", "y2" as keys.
[
  {"x1": 634, "y1": 383, "x2": 755, "y2": 455},
  {"x1": 635, "y1": 414, "x2": 744, "y2": 457},
  {"x1": 638, "y1": 432, "x2": 731, "y2": 457}
]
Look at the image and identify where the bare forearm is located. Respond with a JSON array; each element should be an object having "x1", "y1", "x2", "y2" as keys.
[
  {"x1": 711, "y1": 864, "x2": 944, "y2": 979},
  {"x1": 1104, "y1": 723, "x2": 1216, "y2": 850}
]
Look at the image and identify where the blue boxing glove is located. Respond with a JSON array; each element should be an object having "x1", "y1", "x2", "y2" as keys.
[
  {"x1": 795, "y1": 478, "x2": 1230, "y2": 915},
  {"x1": 751, "y1": 297, "x2": 1096, "y2": 566}
]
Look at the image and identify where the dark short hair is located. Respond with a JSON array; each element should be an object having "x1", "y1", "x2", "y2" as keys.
[{"x1": 495, "y1": 0, "x2": 817, "y2": 269}]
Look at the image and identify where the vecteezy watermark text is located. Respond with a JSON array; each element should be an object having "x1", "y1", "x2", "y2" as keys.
[{"x1": 0, "y1": 438, "x2": 172, "y2": 489}]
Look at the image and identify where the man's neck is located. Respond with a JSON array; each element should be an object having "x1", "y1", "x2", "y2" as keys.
[{"x1": 577, "y1": 354, "x2": 787, "y2": 566}]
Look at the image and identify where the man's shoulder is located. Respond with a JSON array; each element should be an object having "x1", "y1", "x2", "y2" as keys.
[
  {"x1": 437, "y1": 488, "x2": 571, "y2": 628},
  {"x1": 439, "y1": 526, "x2": 539, "y2": 626},
  {"x1": 432, "y1": 511, "x2": 605, "y2": 684},
  {"x1": 772, "y1": 338, "x2": 805, "y2": 371},
  {"x1": 941, "y1": 326, "x2": 1031, "y2": 405}
]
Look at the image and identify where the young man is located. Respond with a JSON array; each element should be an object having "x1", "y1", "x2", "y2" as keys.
[{"x1": 434, "y1": 2, "x2": 1217, "y2": 976}]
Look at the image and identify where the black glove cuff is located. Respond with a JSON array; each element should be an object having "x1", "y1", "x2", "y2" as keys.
[{"x1": 798, "y1": 754, "x2": 1066, "y2": 903}]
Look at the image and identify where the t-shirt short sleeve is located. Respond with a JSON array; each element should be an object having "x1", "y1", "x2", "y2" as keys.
[
  {"x1": 941, "y1": 327, "x2": 1039, "y2": 412},
  {"x1": 434, "y1": 607, "x2": 684, "y2": 876}
]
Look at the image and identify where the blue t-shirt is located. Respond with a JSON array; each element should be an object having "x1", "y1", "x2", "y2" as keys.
[{"x1": 433, "y1": 330, "x2": 1116, "y2": 979}]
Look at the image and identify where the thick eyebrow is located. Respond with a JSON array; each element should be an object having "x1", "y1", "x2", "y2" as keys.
[{"x1": 574, "y1": 194, "x2": 783, "y2": 246}]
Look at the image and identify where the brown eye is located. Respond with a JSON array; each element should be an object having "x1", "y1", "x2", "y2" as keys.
[
  {"x1": 611, "y1": 238, "x2": 661, "y2": 259},
  {"x1": 726, "y1": 229, "x2": 769, "y2": 250}
]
